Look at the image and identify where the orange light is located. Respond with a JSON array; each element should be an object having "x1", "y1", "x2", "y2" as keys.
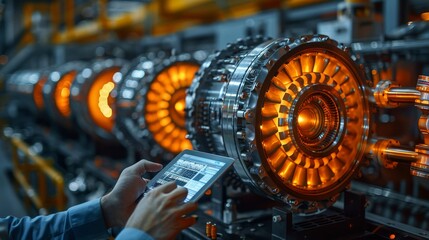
[
  {"x1": 175, "y1": 101, "x2": 185, "y2": 112},
  {"x1": 87, "y1": 67, "x2": 120, "y2": 132},
  {"x1": 33, "y1": 76, "x2": 47, "y2": 110},
  {"x1": 297, "y1": 108, "x2": 318, "y2": 132},
  {"x1": 205, "y1": 189, "x2": 212, "y2": 196},
  {"x1": 422, "y1": 12, "x2": 429, "y2": 21},
  {"x1": 98, "y1": 82, "x2": 115, "y2": 118},
  {"x1": 260, "y1": 51, "x2": 365, "y2": 192},
  {"x1": 54, "y1": 71, "x2": 76, "y2": 117},
  {"x1": 389, "y1": 234, "x2": 396, "y2": 240},
  {"x1": 145, "y1": 62, "x2": 199, "y2": 154}
]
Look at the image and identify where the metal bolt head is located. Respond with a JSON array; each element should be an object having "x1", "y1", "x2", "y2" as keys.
[{"x1": 272, "y1": 215, "x2": 282, "y2": 223}]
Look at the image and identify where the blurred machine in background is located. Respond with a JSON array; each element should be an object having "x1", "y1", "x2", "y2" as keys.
[{"x1": 1, "y1": 0, "x2": 429, "y2": 239}]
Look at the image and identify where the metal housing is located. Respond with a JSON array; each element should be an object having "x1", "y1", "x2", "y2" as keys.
[{"x1": 187, "y1": 35, "x2": 370, "y2": 214}]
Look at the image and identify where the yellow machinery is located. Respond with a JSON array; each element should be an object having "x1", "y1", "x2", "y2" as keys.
[{"x1": 3, "y1": 133, "x2": 66, "y2": 214}]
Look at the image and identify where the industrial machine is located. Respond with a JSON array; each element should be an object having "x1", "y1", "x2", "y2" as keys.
[
  {"x1": 1, "y1": 0, "x2": 429, "y2": 239},
  {"x1": 183, "y1": 33, "x2": 429, "y2": 239},
  {"x1": 115, "y1": 53, "x2": 203, "y2": 161}
]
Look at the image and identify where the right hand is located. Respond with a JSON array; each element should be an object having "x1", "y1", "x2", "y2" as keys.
[{"x1": 125, "y1": 181, "x2": 198, "y2": 240}]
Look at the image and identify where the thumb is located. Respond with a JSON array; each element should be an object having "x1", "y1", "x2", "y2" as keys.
[{"x1": 130, "y1": 160, "x2": 163, "y2": 175}]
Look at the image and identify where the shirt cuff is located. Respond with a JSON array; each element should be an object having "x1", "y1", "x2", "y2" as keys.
[
  {"x1": 68, "y1": 198, "x2": 110, "y2": 240},
  {"x1": 116, "y1": 228, "x2": 154, "y2": 240}
]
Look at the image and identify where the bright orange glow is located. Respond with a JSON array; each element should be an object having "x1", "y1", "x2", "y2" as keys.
[
  {"x1": 145, "y1": 62, "x2": 199, "y2": 154},
  {"x1": 260, "y1": 51, "x2": 365, "y2": 192},
  {"x1": 54, "y1": 71, "x2": 76, "y2": 117},
  {"x1": 205, "y1": 189, "x2": 212, "y2": 196},
  {"x1": 33, "y1": 77, "x2": 47, "y2": 110},
  {"x1": 389, "y1": 234, "x2": 396, "y2": 240},
  {"x1": 422, "y1": 12, "x2": 429, "y2": 21},
  {"x1": 175, "y1": 101, "x2": 185, "y2": 112},
  {"x1": 98, "y1": 82, "x2": 115, "y2": 118},
  {"x1": 297, "y1": 108, "x2": 317, "y2": 132},
  {"x1": 87, "y1": 67, "x2": 120, "y2": 132}
]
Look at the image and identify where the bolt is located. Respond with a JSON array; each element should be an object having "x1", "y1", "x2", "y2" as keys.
[
  {"x1": 249, "y1": 69, "x2": 257, "y2": 78},
  {"x1": 272, "y1": 215, "x2": 282, "y2": 223},
  {"x1": 254, "y1": 82, "x2": 262, "y2": 90},
  {"x1": 245, "y1": 110, "x2": 254, "y2": 120},
  {"x1": 240, "y1": 92, "x2": 248, "y2": 99}
]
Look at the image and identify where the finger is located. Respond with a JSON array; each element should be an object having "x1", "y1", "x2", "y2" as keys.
[
  {"x1": 136, "y1": 178, "x2": 150, "y2": 195},
  {"x1": 178, "y1": 216, "x2": 197, "y2": 229},
  {"x1": 130, "y1": 160, "x2": 163, "y2": 175},
  {"x1": 142, "y1": 178, "x2": 150, "y2": 184},
  {"x1": 166, "y1": 186, "x2": 188, "y2": 203},
  {"x1": 175, "y1": 202, "x2": 198, "y2": 217},
  {"x1": 153, "y1": 181, "x2": 177, "y2": 194}
]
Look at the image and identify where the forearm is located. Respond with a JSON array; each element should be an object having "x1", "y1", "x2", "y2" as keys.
[{"x1": 0, "y1": 199, "x2": 109, "y2": 240}]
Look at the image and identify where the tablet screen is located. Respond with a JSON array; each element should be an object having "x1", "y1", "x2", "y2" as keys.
[{"x1": 145, "y1": 150, "x2": 235, "y2": 202}]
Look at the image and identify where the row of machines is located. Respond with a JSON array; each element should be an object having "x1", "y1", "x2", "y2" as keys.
[{"x1": 4, "y1": 32, "x2": 429, "y2": 239}]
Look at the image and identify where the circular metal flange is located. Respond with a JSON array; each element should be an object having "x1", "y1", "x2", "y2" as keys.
[
  {"x1": 187, "y1": 35, "x2": 370, "y2": 214},
  {"x1": 115, "y1": 53, "x2": 202, "y2": 161},
  {"x1": 71, "y1": 58, "x2": 127, "y2": 141},
  {"x1": 43, "y1": 61, "x2": 86, "y2": 128},
  {"x1": 186, "y1": 36, "x2": 271, "y2": 155}
]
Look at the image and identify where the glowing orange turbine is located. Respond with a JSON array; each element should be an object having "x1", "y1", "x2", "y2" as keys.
[
  {"x1": 87, "y1": 67, "x2": 120, "y2": 132},
  {"x1": 54, "y1": 71, "x2": 76, "y2": 117},
  {"x1": 145, "y1": 62, "x2": 199, "y2": 154},
  {"x1": 260, "y1": 51, "x2": 365, "y2": 193}
]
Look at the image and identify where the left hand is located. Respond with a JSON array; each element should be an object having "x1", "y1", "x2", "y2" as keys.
[{"x1": 100, "y1": 160, "x2": 163, "y2": 228}]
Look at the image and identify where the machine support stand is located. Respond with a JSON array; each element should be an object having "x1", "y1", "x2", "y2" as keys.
[{"x1": 271, "y1": 191, "x2": 366, "y2": 240}]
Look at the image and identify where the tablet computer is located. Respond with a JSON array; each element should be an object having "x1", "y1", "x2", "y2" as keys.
[{"x1": 144, "y1": 149, "x2": 235, "y2": 203}]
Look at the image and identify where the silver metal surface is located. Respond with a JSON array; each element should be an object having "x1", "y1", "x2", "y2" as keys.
[{"x1": 5, "y1": 69, "x2": 49, "y2": 117}]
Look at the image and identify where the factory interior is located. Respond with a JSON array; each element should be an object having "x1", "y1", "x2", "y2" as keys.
[{"x1": 1, "y1": 0, "x2": 429, "y2": 239}]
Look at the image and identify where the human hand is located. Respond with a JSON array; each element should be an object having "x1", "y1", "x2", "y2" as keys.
[
  {"x1": 101, "y1": 160, "x2": 163, "y2": 228},
  {"x1": 125, "y1": 181, "x2": 198, "y2": 240}
]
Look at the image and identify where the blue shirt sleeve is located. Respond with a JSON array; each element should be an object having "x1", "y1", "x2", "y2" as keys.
[
  {"x1": 0, "y1": 198, "x2": 109, "y2": 240},
  {"x1": 116, "y1": 228, "x2": 154, "y2": 240}
]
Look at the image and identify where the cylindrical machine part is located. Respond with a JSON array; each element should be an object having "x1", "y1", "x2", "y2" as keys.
[
  {"x1": 115, "y1": 53, "x2": 202, "y2": 161},
  {"x1": 374, "y1": 80, "x2": 421, "y2": 108},
  {"x1": 187, "y1": 35, "x2": 370, "y2": 214},
  {"x1": 43, "y1": 61, "x2": 86, "y2": 127},
  {"x1": 367, "y1": 138, "x2": 420, "y2": 169},
  {"x1": 71, "y1": 58, "x2": 127, "y2": 141},
  {"x1": 6, "y1": 70, "x2": 49, "y2": 116},
  {"x1": 383, "y1": 148, "x2": 420, "y2": 162},
  {"x1": 386, "y1": 88, "x2": 421, "y2": 103}
]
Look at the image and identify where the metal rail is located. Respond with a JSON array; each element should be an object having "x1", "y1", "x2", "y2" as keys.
[{"x1": 5, "y1": 135, "x2": 66, "y2": 213}]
